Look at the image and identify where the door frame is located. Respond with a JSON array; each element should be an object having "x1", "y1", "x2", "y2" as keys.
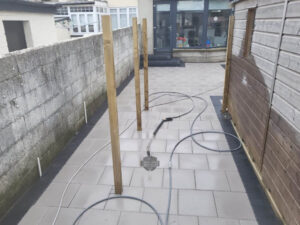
[
  {"x1": 153, "y1": 0, "x2": 173, "y2": 54},
  {"x1": 153, "y1": 0, "x2": 221, "y2": 52}
]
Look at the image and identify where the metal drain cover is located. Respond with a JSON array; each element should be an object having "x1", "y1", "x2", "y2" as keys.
[{"x1": 140, "y1": 155, "x2": 160, "y2": 171}]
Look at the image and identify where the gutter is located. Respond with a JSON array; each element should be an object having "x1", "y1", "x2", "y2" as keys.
[
  {"x1": 54, "y1": 1, "x2": 95, "y2": 6},
  {"x1": 0, "y1": 0, "x2": 56, "y2": 9}
]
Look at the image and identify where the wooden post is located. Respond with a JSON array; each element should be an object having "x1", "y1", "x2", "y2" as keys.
[
  {"x1": 142, "y1": 18, "x2": 149, "y2": 111},
  {"x1": 221, "y1": 15, "x2": 235, "y2": 113},
  {"x1": 132, "y1": 17, "x2": 142, "y2": 131},
  {"x1": 102, "y1": 15, "x2": 123, "y2": 194}
]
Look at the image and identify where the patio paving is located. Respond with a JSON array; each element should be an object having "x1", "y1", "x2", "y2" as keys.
[{"x1": 0, "y1": 63, "x2": 282, "y2": 225}]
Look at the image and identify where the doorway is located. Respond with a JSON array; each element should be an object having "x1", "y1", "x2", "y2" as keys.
[
  {"x1": 153, "y1": 1, "x2": 172, "y2": 54},
  {"x1": 3, "y1": 21, "x2": 27, "y2": 52}
]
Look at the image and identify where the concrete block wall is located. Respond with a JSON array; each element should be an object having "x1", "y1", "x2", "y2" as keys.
[{"x1": 0, "y1": 26, "x2": 135, "y2": 218}]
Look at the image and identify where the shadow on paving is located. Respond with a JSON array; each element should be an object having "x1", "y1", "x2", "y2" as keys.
[
  {"x1": 0, "y1": 72, "x2": 134, "y2": 225},
  {"x1": 210, "y1": 96, "x2": 283, "y2": 225}
]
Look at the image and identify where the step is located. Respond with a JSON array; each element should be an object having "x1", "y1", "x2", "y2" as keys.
[
  {"x1": 148, "y1": 58, "x2": 185, "y2": 67},
  {"x1": 148, "y1": 54, "x2": 172, "y2": 60}
]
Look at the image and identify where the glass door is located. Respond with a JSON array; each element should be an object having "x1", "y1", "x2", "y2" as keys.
[{"x1": 154, "y1": 1, "x2": 171, "y2": 53}]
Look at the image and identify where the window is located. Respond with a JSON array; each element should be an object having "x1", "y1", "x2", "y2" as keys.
[
  {"x1": 209, "y1": 0, "x2": 230, "y2": 10},
  {"x1": 206, "y1": 0, "x2": 231, "y2": 48},
  {"x1": 243, "y1": 8, "x2": 255, "y2": 57},
  {"x1": 156, "y1": 3, "x2": 171, "y2": 49},
  {"x1": 56, "y1": 7, "x2": 68, "y2": 15},
  {"x1": 87, "y1": 14, "x2": 94, "y2": 32},
  {"x1": 70, "y1": 6, "x2": 93, "y2": 13},
  {"x1": 108, "y1": 7, "x2": 137, "y2": 30},
  {"x1": 129, "y1": 8, "x2": 137, "y2": 26},
  {"x1": 3, "y1": 21, "x2": 27, "y2": 52},
  {"x1": 71, "y1": 14, "x2": 79, "y2": 33},
  {"x1": 120, "y1": 8, "x2": 127, "y2": 28},
  {"x1": 176, "y1": 0, "x2": 204, "y2": 48},
  {"x1": 97, "y1": 14, "x2": 102, "y2": 32},
  {"x1": 96, "y1": 7, "x2": 104, "y2": 13},
  {"x1": 177, "y1": 0, "x2": 204, "y2": 11},
  {"x1": 110, "y1": 9, "x2": 118, "y2": 30},
  {"x1": 79, "y1": 14, "x2": 86, "y2": 32}
]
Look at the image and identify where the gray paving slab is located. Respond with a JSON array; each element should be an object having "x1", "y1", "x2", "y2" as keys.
[
  {"x1": 167, "y1": 215, "x2": 198, "y2": 225},
  {"x1": 105, "y1": 187, "x2": 143, "y2": 212},
  {"x1": 141, "y1": 188, "x2": 178, "y2": 214},
  {"x1": 195, "y1": 170, "x2": 230, "y2": 191},
  {"x1": 69, "y1": 184, "x2": 112, "y2": 209},
  {"x1": 214, "y1": 191, "x2": 256, "y2": 220},
  {"x1": 179, "y1": 154, "x2": 208, "y2": 170},
  {"x1": 178, "y1": 190, "x2": 217, "y2": 216},
  {"x1": 198, "y1": 217, "x2": 240, "y2": 225},
  {"x1": 163, "y1": 169, "x2": 196, "y2": 189},
  {"x1": 118, "y1": 212, "x2": 158, "y2": 225},
  {"x1": 130, "y1": 168, "x2": 164, "y2": 188},
  {"x1": 98, "y1": 166, "x2": 134, "y2": 186}
]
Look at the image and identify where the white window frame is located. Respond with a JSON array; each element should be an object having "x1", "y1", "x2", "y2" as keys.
[
  {"x1": 59, "y1": 5, "x2": 136, "y2": 35},
  {"x1": 108, "y1": 7, "x2": 138, "y2": 30}
]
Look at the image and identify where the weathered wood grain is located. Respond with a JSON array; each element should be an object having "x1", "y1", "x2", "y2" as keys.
[
  {"x1": 252, "y1": 31, "x2": 279, "y2": 48},
  {"x1": 229, "y1": 1, "x2": 300, "y2": 223},
  {"x1": 142, "y1": 18, "x2": 149, "y2": 111},
  {"x1": 256, "y1": 4, "x2": 284, "y2": 19},
  {"x1": 284, "y1": 19, "x2": 300, "y2": 35},
  {"x1": 274, "y1": 80, "x2": 300, "y2": 111},
  {"x1": 102, "y1": 15, "x2": 123, "y2": 194},
  {"x1": 281, "y1": 35, "x2": 300, "y2": 55},
  {"x1": 132, "y1": 17, "x2": 142, "y2": 131},
  {"x1": 286, "y1": 0, "x2": 300, "y2": 18},
  {"x1": 276, "y1": 65, "x2": 300, "y2": 91},
  {"x1": 222, "y1": 15, "x2": 235, "y2": 113}
]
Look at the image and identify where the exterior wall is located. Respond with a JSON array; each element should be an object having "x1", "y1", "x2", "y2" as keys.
[
  {"x1": 0, "y1": 27, "x2": 135, "y2": 218},
  {"x1": 0, "y1": 11, "x2": 57, "y2": 55},
  {"x1": 228, "y1": 0, "x2": 300, "y2": 224},
  {"x1": 55, "y1": 21, "x2": 71, "y2": 41},
  {"x1": 107, "y1": 0, "x2": 138, "y2": 7},
  {"x1": 138, "y1": 0, "x2": 154, "y2": 54},
  {"x1": 0, "y1": 20, "x2": 9, "y2": 54},
  {"x1": 173, "y1": 48, "x2": 226, "y2": 62}
]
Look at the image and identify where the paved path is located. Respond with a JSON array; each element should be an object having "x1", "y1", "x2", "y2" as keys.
[{"x1": 1, "y1": 63, "x2": 282, "y2": 225}]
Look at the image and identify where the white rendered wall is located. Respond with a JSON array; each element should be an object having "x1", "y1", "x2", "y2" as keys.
[
  {"x1": 107, "y1": 0, "x2": 138, "y2": 7},
  {"x1": 55, "y1": 22, "x2": 71, "y2": 41},
  {"x1": 138, "y1": 0, "x2": 153, "y2": 54},
  {"x1": 0, "y1": 11, "x2": 57, "y2": 55}
]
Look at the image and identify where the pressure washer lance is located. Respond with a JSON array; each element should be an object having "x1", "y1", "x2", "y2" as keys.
[{"x1": 140, "y1": 117, "x2": 173, "y2": 171}]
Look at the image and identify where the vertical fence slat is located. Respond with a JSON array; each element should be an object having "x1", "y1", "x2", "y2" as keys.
[{"x1": 222, "y1": 15, "x2": 235, "y2": 113}]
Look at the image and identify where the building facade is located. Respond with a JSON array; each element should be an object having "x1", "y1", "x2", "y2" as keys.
[{"x1": 139, "y1": 0, "x2": 232, "y2": 62}]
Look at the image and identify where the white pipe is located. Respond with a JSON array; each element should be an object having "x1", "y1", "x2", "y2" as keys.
[
  {"x1": 37, "y1": 157, "x2": 42, "y2": 177},
  {"x1": 84, "y1": 101, "x2": 88, "y2": 124}
]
